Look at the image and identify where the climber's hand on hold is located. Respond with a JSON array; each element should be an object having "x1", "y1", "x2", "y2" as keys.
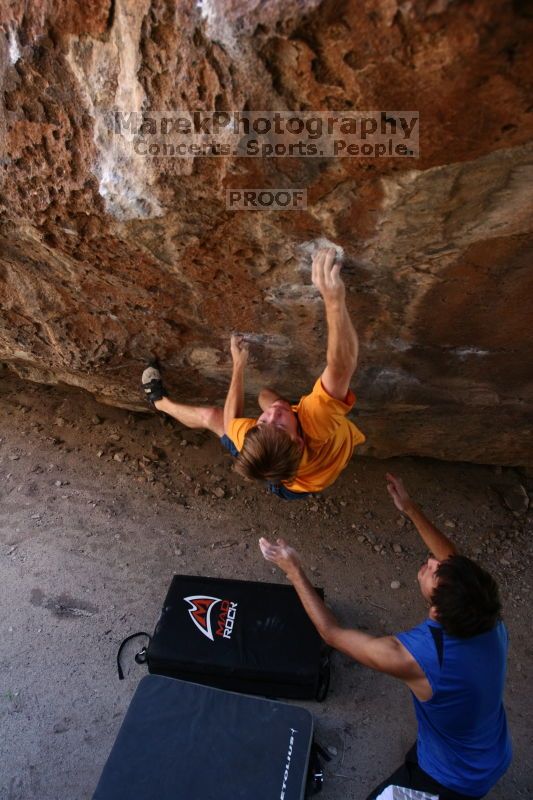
[
  {"x1": 312, "y1": 247, "x2": 345, "y2": 307},
  {"x1": 230, "y1": 334, "x2": 249, "y2": 369}
]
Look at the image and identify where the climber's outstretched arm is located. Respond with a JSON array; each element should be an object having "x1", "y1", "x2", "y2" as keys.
[
  {"x1": 223, "y1": 335, "x2": 249, "y2": 435},
  {"x1": 312, "y1": 247, "x2": 358, "y2": 401}
]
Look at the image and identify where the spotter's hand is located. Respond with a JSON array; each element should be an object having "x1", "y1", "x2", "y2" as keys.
[
  {"x1": 386, "y1": 472, "x2": 413, "y2": 514},
  {"x1": 259, "y1": 536, "x2": 301, "y2": 577}
]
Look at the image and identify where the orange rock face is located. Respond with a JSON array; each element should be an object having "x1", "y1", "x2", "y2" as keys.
[{"x1": 0, "y1": 0, "x2": 532, "y2": 464}]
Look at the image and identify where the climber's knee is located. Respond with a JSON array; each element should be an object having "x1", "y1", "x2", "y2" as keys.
[{"x1": 198, "y1": 406, "x2": 224, "y2": 435}]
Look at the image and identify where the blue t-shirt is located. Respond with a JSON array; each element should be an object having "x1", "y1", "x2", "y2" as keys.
[{"x1": 396, "y1": 619, "x2": 512, "y2": 797}]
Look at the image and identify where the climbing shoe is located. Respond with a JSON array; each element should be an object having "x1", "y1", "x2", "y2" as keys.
[{"x1": 141, "y1": 362, "x2": 166, "y2": 404}]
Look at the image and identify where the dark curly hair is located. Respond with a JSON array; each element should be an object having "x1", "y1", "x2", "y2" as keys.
[
  {"x1": 234, "y1": 425, "x2": 302, "y2": 484},
  {"x1": 432, "y1": 555, "x2": 502, "y2": 638}
]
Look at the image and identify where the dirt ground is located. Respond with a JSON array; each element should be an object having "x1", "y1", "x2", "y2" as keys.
[{"x1": 0, "y1": 368, "x2": 531, "y2": 800}]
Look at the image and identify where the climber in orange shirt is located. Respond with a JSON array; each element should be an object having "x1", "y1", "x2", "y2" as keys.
[{"x1": 142, "y1": 247, "x2": 365, "y2": 499}]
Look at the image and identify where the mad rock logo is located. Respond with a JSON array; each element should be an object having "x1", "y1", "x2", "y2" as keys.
[{"x1": 184, "y1": 595, "x2": 238, "y2": 641}]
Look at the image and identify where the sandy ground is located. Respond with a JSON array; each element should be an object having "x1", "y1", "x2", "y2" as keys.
[{"x1": 0, "y1": 369, "x2": 531, "y2": 800}]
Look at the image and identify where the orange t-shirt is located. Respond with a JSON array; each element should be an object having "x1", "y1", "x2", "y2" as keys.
[{"x1": 228, "y1": 377, "x2": 366, "y2": 493}]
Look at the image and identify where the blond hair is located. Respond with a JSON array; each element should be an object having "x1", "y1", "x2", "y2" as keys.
[{"x1": 235, "y1": 425, "x2": 302, "y2": 484}]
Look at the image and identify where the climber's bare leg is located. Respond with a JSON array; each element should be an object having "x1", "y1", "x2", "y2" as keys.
[{"x1": 154, "y1": 398, "x2": 224, "y2": 436}]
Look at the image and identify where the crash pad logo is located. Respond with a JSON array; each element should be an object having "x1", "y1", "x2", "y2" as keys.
[{"x1": 184, "y1": 595, "x2": 238, "y2": 641}]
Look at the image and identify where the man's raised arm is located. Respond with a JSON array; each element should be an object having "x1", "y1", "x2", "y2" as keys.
[
  {"x1": 312, "y1": 247, "x2": 359, "y2": 402},
  {"x1": 386, "y1": 473, "x2": 457, "y2": 561},
  {"x1": 223, "y1": 335, "x2": 249, "y2": 435},
  {"x1": 257, "y1": 388, "x2": 285, "y2": 411},
  {"x1": 259, "y1": 537, "x2": 423, "y2": 685}
]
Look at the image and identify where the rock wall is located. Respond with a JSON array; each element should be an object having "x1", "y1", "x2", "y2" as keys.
[{"x1": 1, "y1": 0, "x2": 532, "y2": 464}]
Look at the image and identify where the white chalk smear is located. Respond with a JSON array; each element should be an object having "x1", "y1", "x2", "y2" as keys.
[
  {"x1": 7, "y1": 25, "x2": 21, "y2": 65},
  {"x1": 452, "y1": 347, "x2": 490, "y2": 359}
]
